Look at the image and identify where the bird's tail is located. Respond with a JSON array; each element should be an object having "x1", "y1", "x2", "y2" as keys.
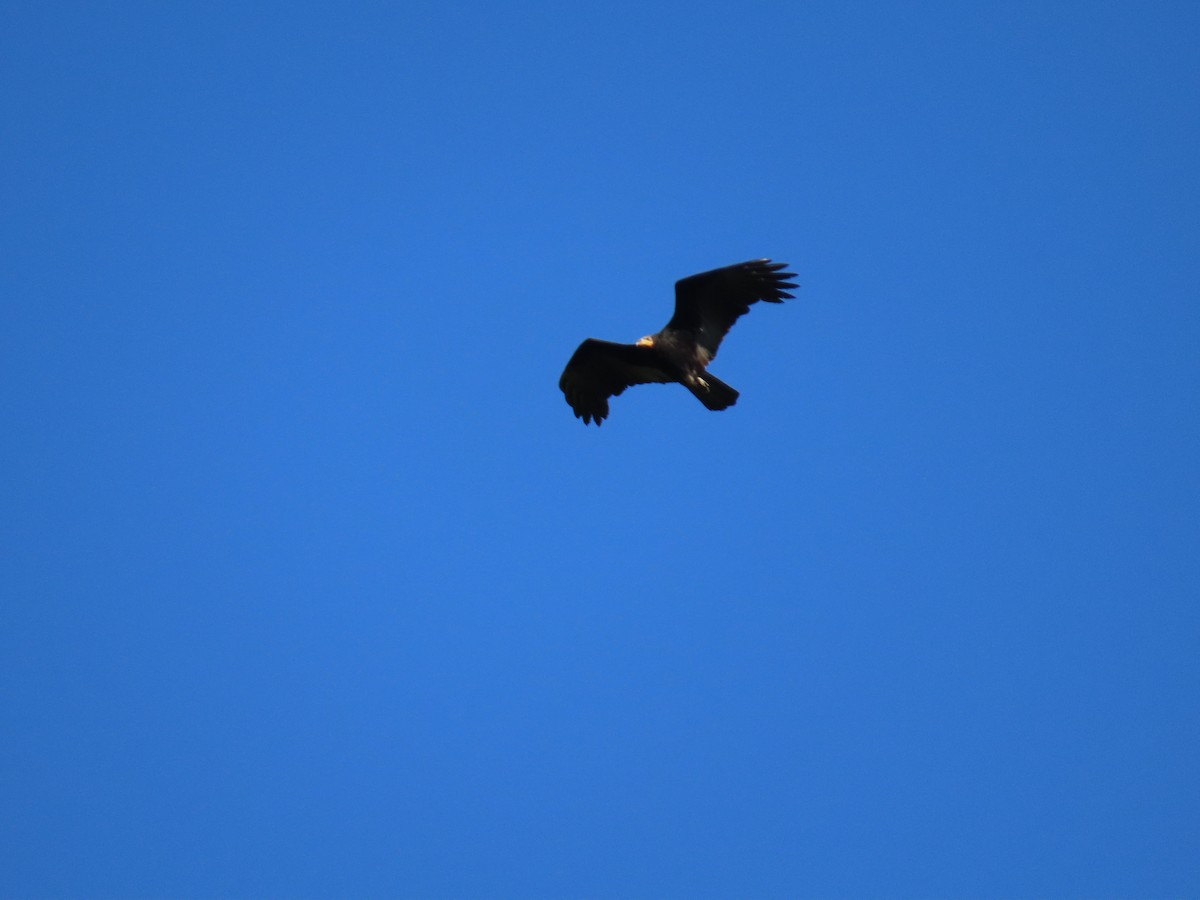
[{"x1": 688, "y1": 374, "x2": 739, "y2": 411}]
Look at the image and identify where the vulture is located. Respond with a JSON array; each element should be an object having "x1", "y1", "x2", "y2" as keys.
[{"x1": 559, "y1": 258, "x2": 798, "y2": 425}]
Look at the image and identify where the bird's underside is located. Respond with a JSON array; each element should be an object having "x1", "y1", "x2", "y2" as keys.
[{"x1": 559, "y1": 258, "x2": 797, "y2": 425}]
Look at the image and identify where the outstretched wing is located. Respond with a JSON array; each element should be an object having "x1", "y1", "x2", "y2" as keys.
[
  {"x1": 559, "y1": 338, "x2": 674, "y2": 425},
  {"x1": 667, "y1": 259, "x2": 797, "y2": 360}
]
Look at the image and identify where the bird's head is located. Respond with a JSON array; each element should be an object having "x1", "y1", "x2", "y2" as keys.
[{"x1": 635, "y1": 335, "x2": 656, "y2": 348}]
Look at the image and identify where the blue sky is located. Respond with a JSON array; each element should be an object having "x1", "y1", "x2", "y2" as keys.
[{"x1": 2, "y1": 2, "x2": 1198, "y2": 897}]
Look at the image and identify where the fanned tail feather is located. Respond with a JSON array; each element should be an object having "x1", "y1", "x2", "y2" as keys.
[{"x1": 688, "y1": 375, "x2": 739, "y2": 411}]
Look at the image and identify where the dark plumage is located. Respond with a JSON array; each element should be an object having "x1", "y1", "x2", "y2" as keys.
[{"x1": 559, "y1": 259, "x2": 798, "y2": 425}]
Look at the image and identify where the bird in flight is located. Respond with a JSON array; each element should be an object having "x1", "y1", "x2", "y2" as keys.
[{"x1": 559, "y1": 258, "x2": 798, "y2": 425}]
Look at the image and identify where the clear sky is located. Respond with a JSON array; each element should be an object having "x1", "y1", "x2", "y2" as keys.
[{"x1": 2, "y1": 2, "x2": 1198, "y2": 897}]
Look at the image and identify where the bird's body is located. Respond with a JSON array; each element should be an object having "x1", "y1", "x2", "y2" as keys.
[{"x1": 559, "y1": 259, "x2": 797, "y2": 425}]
